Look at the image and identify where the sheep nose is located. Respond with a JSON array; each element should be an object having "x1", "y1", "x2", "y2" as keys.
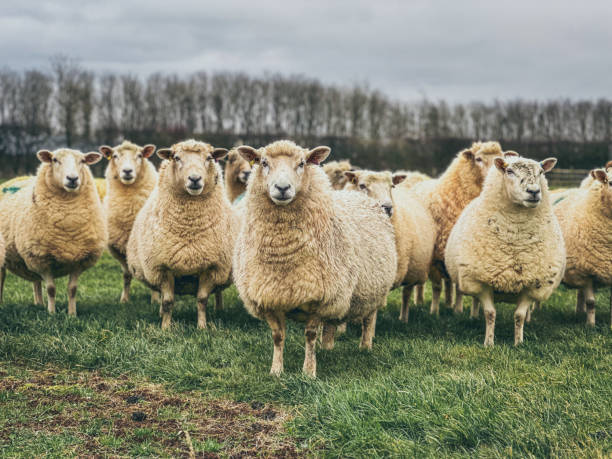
[
  {"x1": 66, "y1": 175, "x2": 78, "y2": 184},
  {"x1": 275, "y1": 183, "x2": 290, "y2": 193},
  {"x1": 188, "y1": 175, "x2": 202, "y2": 184},
  {"x1": 243, "y1": 170, "x2": 251, "y2": 180},
  {"x1": 122, "y1": 168, "x2": 133, "y2": 175},
  {"x1": 526, "y1": 187, "x2": 540, "y2": 196},
  {"x1": 382, "y1": 203, "x2": 393, "y2": 217}
]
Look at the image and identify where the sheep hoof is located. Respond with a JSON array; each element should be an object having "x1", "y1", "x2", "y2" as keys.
[{"x1": 269, "y1": 367, "x2": 283, "y2": 377}]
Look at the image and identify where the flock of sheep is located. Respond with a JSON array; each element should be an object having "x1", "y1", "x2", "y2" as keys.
[{"x1": 0, "y1": 139, "x2": 610, "y2": 377}]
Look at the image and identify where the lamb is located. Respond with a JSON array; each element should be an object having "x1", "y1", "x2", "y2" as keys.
[
  {"x1": 224, "y1": 148, "x2": 252, "y2": 203},
  {"x1": 99, "y1": 140, "x2": 157, "y2": 303},
  {"x1": 445, "y1": 155, "x2": 565, "y2": 346},
  {"x1": 233, "y1": 140, "x2": 396, "y2": 377},
  {"x1": 323, "y1": 159, "x2": 354, "y2": 190},
  {"x1": 344, "y1": 170, "x2": 435, "y2": 322},
  {"x1": 410, "y1": 141, "x2": 512, "y2": 315},
  {"x1": 126, "y1": 139, "x2": 237, "y2": 329},
  {"x1": 0, "y1": 148, "x2": 107, "y2": 315},
  {"x1": 554, "y1": 168, "x2": 612, "y2": 327}
]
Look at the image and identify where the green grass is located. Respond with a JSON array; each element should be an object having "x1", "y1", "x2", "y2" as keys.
[{"x1": 0, "y1": 253, "x2": 611, "y2": 457}]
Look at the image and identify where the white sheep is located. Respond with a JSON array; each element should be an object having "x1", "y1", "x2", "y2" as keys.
[
  {"x1": 0, "y1": 148, "x2": 107, "y2": 314},
  {"x1": 445, "y1": 155, "x2": 565, "y2": 345},
  {"x1": 233, "y1": 140, "x2": 397, "y2": 377},
  {"x1": 126, "y1": 139, "x2": 237, "y2": 329}
]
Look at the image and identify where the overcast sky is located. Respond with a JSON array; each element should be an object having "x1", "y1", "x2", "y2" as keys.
[{"x1": 1, "y1": 0, "x2": 610, "y2": 102}]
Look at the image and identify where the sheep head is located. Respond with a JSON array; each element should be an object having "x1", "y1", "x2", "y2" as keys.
[
  {"x1": 225, "y1": 149, "x2": 252, "y2": 185},
  {"x1": 494, "y1": 156, "x2": 557, "y2": 208},
  {"x1": 344, "y1": 170, "x2": 404, "y2": 217},
  {"x1": 157, "y1": 139, "x2": 227, "y2": 196},
  {"x1": 323, "y1": 160, "x2": 353, "y2": 190},
  {"x1": 237, "y1": 140, "x2": 330, "y2": 206},
  {"x1": 99, "y1": 141, "x2": 155, "y2": 185},
  {"x1": 37, "y1": 148, "x2": 102, "y2": 193},
  {"x1": 460, "y1": 141, "x2": 506, "y2": 181}
]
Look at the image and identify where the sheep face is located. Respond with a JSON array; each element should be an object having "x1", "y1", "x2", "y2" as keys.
[
  {"x1": 226, "y1": 149, "x2": 252, "y2": 185},
  {"x1": 37, "y1": 148, "x2": 102, "y2": 193},
  {"x1": 344, "y1": 170, "x2": 406, "y2": 217},
  {"x1": 99, "y1": 142, "x2": 156, "y2": 185},
  {"x1": 323, "y1": 160, "x2": 353, "y2": 190},
  {"x1": 157, "y1": 141, "x2": 228, "y2": 196},
  {"x1": 238, "y1": 141, "x2": 330, "y2": 206},
  {"x1": 494, "y1": 157, "x2": 557, "y2": 208},
  {"x1": 590, "y1": 168, "x2": 612, "y2": 214}
]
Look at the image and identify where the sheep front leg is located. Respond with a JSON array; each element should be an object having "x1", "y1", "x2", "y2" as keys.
[
  {"x1": 197, "y1": 275, "x2": 216, "y2": 329},
  {"x1": 430, "y1": 280, "x2": 442, "y2": 316},
  {"x1": 444, "y1": 279, "x2": 454, "y2": 307},
  {"x1": 67, "y1": 271, "x2": 81, "y2": 316},
  {"x1": 479, "y1": 289, "x2": 496, "y2": 346},
  {"x1": 119, "y1": 261, "x2": 132, "y2": 303},
  {"x1": 33, "y1": 281, "x2": 43, "y2": 306},
  {"x1": 265, "y1": 312, "x2": 286, "y2": 376},
  {"x1": 303, "y1": 315, "x2": 321, "y2": 377},
  {"x1": 470, "y1": 297, "x2": 480, "y2": 319},
  {"x1": 360, "y1": 310, "x2": 378, "y2": 350},
  {"x1": 321, "y1": 323, "x2": 337, "y2": 350},
  {"x1": 399, "y1": 285, "x2": 413, "y2": 323},
  {"x1": 584, "y1": 280, "x2": 596, "y2": 326},
  {"x1": 42, "y1": 274, "x2": 56, "y2": 314},
  {"x1": 415, "y1": 283, "x2": 424, "y2": 305},
  {"x1": 453, "y1": 286, "x2": 464, "y2": 315},
  {"x1": 0, "y1": 267, "x2": 4, "y2": 303},
  {"x1": 514, "y1": 296, "x2": 532, "y2": 345},
  {"x1": 576, "y1": 289, "x2": 586, "y2": 314},
  {"x1": 160, "y1": 274, "x2": 175, "y2": 330},
  {"x1": 214, "y1": 290, "x2": 223, "y2": 311}
]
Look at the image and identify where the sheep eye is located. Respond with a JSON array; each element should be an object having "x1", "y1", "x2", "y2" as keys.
[
  {"x1": 137, "y1": 153, "x2": 143, "y2": 159},
  {"x1": 359, "y1": 184, "x2": 366, "y2": 190},
  {"x1": 476, "y1": 158, "x2": 483, "y2": 163},
  {"x1": 298, "y1": 160, "x2": 305, "y2": 169},
  {"x1": 174, "y1": 156, "x2": 181, "y2": 162},
  {"x1": 507, "y1": 169, "x2": 514, "y2": 176},
  {"x1": 52, "y1": 158, "x2": 59, "y2": 164},
  {"x1": 261, "y1": 160, "x2": 269, "y2": 168}
]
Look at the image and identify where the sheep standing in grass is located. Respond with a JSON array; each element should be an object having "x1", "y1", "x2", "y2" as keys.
[
  {"x1": 555, "y1": 168, "x2": 612, "y2": 327},
  {"x1": 233, "y1": 140, "x2": 396, "y2": 377},
  {"x1": 410, "y1": 141, "x2": 508, "y2": 315},
  {"x1": 445, "y1": 156, "x2": 565, "y2": 346},
  {"x1": 344, "y1": 170, "x2": 435, "y2": 322},
  {"x1": 224, "y1": 148, "x2": 252, "y2": 203},
  {"x1": 99, "y1": 141, "x2": 157, "y2": 303},
  {"x1": 323, "y1": 159, "x2": 354, "y2": 190},
  {"x1": 126, "y1": 140, "x2": 237, "y2": 329},
  {"x1": 0, "y1": 149, "x2": 107, "y2": 314}
]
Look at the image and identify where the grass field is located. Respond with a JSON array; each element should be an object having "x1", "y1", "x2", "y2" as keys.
[{"x1": 0, "y1": 253, "x2": 611, "y2": 457}]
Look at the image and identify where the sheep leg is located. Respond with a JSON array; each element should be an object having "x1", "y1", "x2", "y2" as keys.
[
  {"x1": 470, "y1": 297, "x2": 480, "y2": 319},
  {"x1": 360, "y1": 310, "x2": 378, "y2": 350},
  {"x1": 576, "y1": 290, "x2": 586, "y2": 314},
  {"x1": 214, "y1": 290, "x2": 223, "y2": 311},
  {"x1": 119, "y1": 262, "x2": 132, "y2": 303},
  {"x1": 444, "y1": 279, "x2": 454, "y2": 307},
  {"x1": 480, "y1": 289, "x2": 496, "y2": 347},
  {"x1": 42, "y1": 274, "x2": 56, "y2": 314},
  {"x1": 453, "y1": 287, "x2": 464, "y2": 315},
  {"x1": 197, "y1": 275, "x2": 215, "y2": 329},
  {"x1": 0, "y1": 267, "x2": 5, "y2": 303},
  {"x1": 430, "y1": 280, "x2": 442, "y2": 316},
  {"x1": 67, "y1": 271, "x2": 81, "y2": 316},
  {"x1": 415, "y1": 283, "x2": 424, "y2": 305},
  {"x1": 265, "y1": 312, "x2": 286, "y2": 376},
  {"x1": 160, "y1": 274, "x2": 175, "y2": 330},
  {"x1": 321, "y1": 323, "x2": 337, "y2": 350},
  {"x1": 303, "y1": 315, "x2": 321, "y2": 377},
  {"x1": 525, "y1": 303, "x2": 532, "y2": 323},
  {"x1": 514, "y1": 296, "x2": 532, "y2": 345},
  {"x1": 33, "y1": 281, "x2": 43, "y2": 306},
  {"x1": 151, "y1": 290, "x2": 161, "y2": 307},
  {"x1": 336, "y1": 323, "x2": 347, "y2": 334},
  {"x1": 399, "y1": 285, "x2": 413, "y2": 323},
  {"x1": 584, "y1": 281, "x2": 596, "y2": 327}
]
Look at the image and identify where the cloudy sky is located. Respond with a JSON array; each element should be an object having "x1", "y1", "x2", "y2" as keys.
[{"x1": 1, "y1": 0, "x2": 610, "y2": 101}]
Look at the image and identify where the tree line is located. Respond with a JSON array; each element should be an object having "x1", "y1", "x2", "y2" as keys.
[{"x1": 0, "y1": 57, "x2": 610, "y2": 177}]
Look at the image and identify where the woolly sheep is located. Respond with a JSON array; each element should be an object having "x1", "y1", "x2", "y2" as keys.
[
  {"x1": 445, "y1": 155, "x2": 565, "y2": 346},
  {"x1": 410, "y1": 141, "x2": 511, "y2": 315},
  {"x1": 1, "y1": 175, "x2": 108, "y2": 201},
  {"x1": 0, "y1": 148, "x2": 107, "y2": 315},
  {"x1": 395, "y1": 170, "x2": 431, "y2": 190},
  {"x1": 555, "y1": 168, "x2": 612, "y2": 327},
  {"x1": 344, "y1": 170, "x2": 435, "y2": 322},
  {"x1": 99, "y1": 140, "x2": 157, "y2": 303},
  {"x1": 233, "y1": 140, "x2": 396, "y2": 377},
  {"x1": 323, "y1": 159, "x2": 354, "y2": 190},
  {"x1": 126, "y1": 139, "x2": 237, "y2": 329},
  {"x1": 224, "y1": 148, "x2": 252, "y2": 203},
  {"x1": 580, "y1": 160, "x2": 612, "y2": 189}
]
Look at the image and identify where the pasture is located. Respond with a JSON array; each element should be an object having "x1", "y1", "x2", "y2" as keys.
[{"x1": 0, "y1": 253, "x2": 611, "y2": 457}]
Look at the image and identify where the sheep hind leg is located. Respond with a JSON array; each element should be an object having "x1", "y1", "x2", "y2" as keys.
[
  {"x1": 67, "y1": 271, "x2": 81, "y2": 316},
  {"x1": 480, "y1": 289, "x2": 496, "y2": 347},
  {"x1": 470, "y1": 297, "x2": 480, "y2": 319},
  {"x1": 120, "y1": 269, "x2": 132, "y2": 304},
  {"x1": 415, "y1": 284, "x2": 424, "y2": 305},
  {"x1": 303, "y1": 315, "x2": 321, "y2": 378},
  {"x1": 430, "y1": 281, "x2": 442, "y2": 316},
  {"x1": 0, "y1": 268, "x2": 4, "y2": 303},
  {"x1": 160, "y1": 274, "x2": 175, "y2": 330},
  {"x1": 360, "y1": 310, "x2": 378, "y2": 351},
  {"x1": 444, "y1": 279, "x2": 454, "y2": 308},
  {"x1": 576, "y1": 289, "x2": 586, "y2": 314},
  {"x1": 42, "y1": 274, "x2": 56, "y2": 314},
  {"x1": 321, "y1": 323, "x2": 337, "y2": 350},
  {"x1": 214, "y1": 290, "x2": 223, "y2": 311},
  {"x1": 265, "y1": 312, "x2": 286, "y2": 376},
  {"x1": 197, "y1": 275, "x2": 215, "y2": 329},
  {"x1": 584, "y1": 281, "x2": 596, "y2": 327},
  {"x1": 399, "y1": 285, "x2": 413, "y2": 323},
  {"x1": 453, "y1": 286, "x2": 464, "y2": 315},
  {"x1": 33, "y1": 281, "x2": 43, "y2": 306},
  {"x1": 514, "y1": 296, "x2": 532, "y2": 345}
]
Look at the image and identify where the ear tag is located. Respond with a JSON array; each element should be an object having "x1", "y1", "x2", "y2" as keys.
[{"x1": 249, "y1": 160, "x2": 255, "y2": 167}]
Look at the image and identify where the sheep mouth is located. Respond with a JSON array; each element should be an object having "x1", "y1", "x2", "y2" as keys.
[
  {"x1": 63, "y1": 182, "x2": 80, "y2": 191},
  {"x1": 120, "y1": 174, "x2": 135, "y2": 184},
  {"x1": 524, "y1": 197, "x2": 541, "y2": 207},
  {"x1": 186, "y1": 184, "x2": 204, "y2": 195},
  {"x1": 270, "y1": 194, "x2": 294, "y2": 206}
]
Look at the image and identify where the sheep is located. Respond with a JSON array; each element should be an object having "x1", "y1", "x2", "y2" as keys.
[
  {"x1": 224, "y1": 148, "x2": 253, "y2": 203},
  {"x1": 233, "y1": 140, "x2": 396, "y2": 377},
  {"x1": 0, "y1": 148, "x2": 107, "y2": 315},
  {"x1": 99, "y1": 140, "x2": 158, "y2": 303},
  {"x1": 323, "y1": 159, "x2": 354, "y2": 190},
  {"x1": 554, "y1": 168, "x2": 612, "y2": 327},
  {"x1": 445, "y1": 155, "x2": 565, "y2": 346},
  {"x1": 126, "y1": 139, "x2": 237, "y2": 329},
  {"x1": 395, "y1": 170, "x2": 431, "y2": 190},
  {"x1": 344, "y1": 170, "x2": 435, "y2": 322},
  {"x1": 410, "y1": 141, "x2": 511, "y2": 316},
  {"x1": 580, "y1": 160, "x2": 612, "y2": 188},
  {"x1": 2, "y1": 175, "x2": 108, "y2": 201}
]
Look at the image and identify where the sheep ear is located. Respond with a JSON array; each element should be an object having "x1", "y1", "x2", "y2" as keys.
[
  {"x1": 142, "y1": 144, "x2": 156, "y2": 158},
  {"x1": 211, "y1": 148, "x2": 228, "y2": 162},
  {"x1": 461, "y1": 149, "x2": 474, "y2": 161},
  {"x1": 540, "y1": 158, "x2": 557, "y2": 173},
  {"x1": 605, "y1": 160, "x2": 612, "y2": 170},
  {"x1": 504, "y1": 150, "x2": 519, "y2": 158},
  {"x1": 591, "y1": 169, "x2": 608, "y2": 184},
  {"x1": 157, "y1": 148, "x2": 174, "y2": 160},
  {"x1": 99, "y1": 145, "x2": 113, "y2": 160},
  {"x1": 307, "y1": 146, "x2": 331, "y2": 165},
  {"x1": 237, "y1": 146, "x2": 260, "y2": 164},
  {"x1": 83, "y1": 152, "x2": 102, "y2": 165},
  {"x1": 37, "y1": 150, "x2": 53, "y2": 163},
  {"x1": 494, "y1": 157, "x2": 507, "y2": 172},
  {"x1": 392, "y1": 174, "x2": 407, "y2": 185},
  {"x1": 344, "y1": 171, "x2": 358, "y2": 184}
]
